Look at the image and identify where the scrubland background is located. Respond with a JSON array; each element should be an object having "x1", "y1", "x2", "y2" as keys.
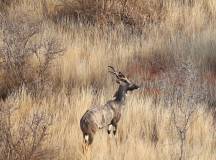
[{"x1": 0, "y1": 0, "x2": 216, "y2": 160}]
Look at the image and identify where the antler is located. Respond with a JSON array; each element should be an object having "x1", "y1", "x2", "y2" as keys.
[
  {"x1": 108, "y1": 66, "x2": 119, "y2": 78},
  {"x1": 108, "y1": 66, "x2": 131, "y2": 84}
]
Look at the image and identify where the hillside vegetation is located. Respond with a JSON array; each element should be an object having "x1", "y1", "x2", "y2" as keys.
[{"x1": 0, "y1": 0, "x2": 216, "y2": 160}]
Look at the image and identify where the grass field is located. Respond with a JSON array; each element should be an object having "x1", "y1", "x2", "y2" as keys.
[{"x1": 0, "y1": 0, "x2": 216, "y2": 160}]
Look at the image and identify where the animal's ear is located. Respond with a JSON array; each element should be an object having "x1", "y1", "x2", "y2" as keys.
[{"x1": 128, "y1": 84, "x2": 139, "y2": 91}]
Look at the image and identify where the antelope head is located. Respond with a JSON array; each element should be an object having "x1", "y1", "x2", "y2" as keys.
[{"x1": 108, "y1": 66, "x2": 139, "y2": 102}]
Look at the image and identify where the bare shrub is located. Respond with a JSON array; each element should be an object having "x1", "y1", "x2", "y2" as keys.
[
  {"x1": 0, "y1": 13, "x2": 64, "y2": 99},
  {"x1": 0, "y1": 0, "x2": 19, "y2": 6},
  {"x1": 0, "y1": 0, "x2": 20, "y2": 12},
  {"x1": 172, "y1": 106, "x2": 196, "y2": 160},
  {"x1": 0, "y1": 104, "x2": 56, "y2": 160},
  {"x1": 45, "y1": 0, "x2": 165, "y2": 28}
]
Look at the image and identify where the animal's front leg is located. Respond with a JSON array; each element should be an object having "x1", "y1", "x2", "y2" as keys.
[
  {"x1": 111, "y1": 123, "x2": 118, "y2": 145},
  {"x1": 112, "y1": 123, "x2": 118, "y2": 136},
  {"x1": 111, "y1": 113, "x2": 121, "y2": 136},
  {"x1": 107, "y1": 124, "x2": 112, "y2": 135}
]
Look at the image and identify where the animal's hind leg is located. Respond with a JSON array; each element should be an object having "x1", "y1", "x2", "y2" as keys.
[
  {"x1": 88, "y1": 133, "x2": 94, "y2": 145},
  {"x1": 84, "y1": 134, "x2": 89, "y2": 144},
  {"x1": 82, "y1": 134, "x2": 94, "y2": 160},
  {"x1": 82, "y1": 133, "x2": 94, "y2": 153},
  {"x1": 82, "y1": 134, "x2": 89, "y2": 154}
]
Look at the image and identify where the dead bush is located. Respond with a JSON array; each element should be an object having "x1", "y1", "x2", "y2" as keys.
[
  {"x1": 0, "y1": 0, "x2": 19, "y2": 6},
  {"x1": 0, "y1": 13, "x2": 64, "y2": 99},
  {"x1": 44, "y1": 0, "x2": 165, "y2": 28},
  {"x1": 172, "y1": 106, "x2": 196, "y2": 160},
  {"x1": 0, "y1": 104, "x2": 57, "y2": 160},
  {"x1": 0, "y1": 0, "x2": 20, "y2": 12}
]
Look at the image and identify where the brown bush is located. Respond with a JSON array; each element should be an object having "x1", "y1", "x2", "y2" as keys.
[
  {"x1": 0, "y1": 104, "x2": 57, "y2": 160},
  {"x1": 0, "y1": 12, "x2": 64, "y2": 99},
  {"x1": 0, "y1": 0, "x2": 20, "y2": 12},
  {"x1": 44, "y1": 0, "x2": 165, "y2": 28}
]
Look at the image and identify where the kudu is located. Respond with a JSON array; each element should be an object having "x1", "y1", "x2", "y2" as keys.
[{"x1": 80, "y1": 66, "x2": 139, "y2": 146}]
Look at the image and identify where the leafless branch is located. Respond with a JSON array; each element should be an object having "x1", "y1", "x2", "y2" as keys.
[
  {"x1": 0, "y1": 105, "x2": 56, "y2": 160},
  {"x1": 172, "y1": 106, "x2": 196, "y2": 160}
]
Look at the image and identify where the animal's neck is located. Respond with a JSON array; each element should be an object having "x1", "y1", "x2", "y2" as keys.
[{"x1": 113, "y1": 85, "x2": 127, "y2": 104}]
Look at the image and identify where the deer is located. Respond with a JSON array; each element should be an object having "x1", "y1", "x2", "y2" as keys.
[{"x1": 80, "y1": 66, "x2": 139, "y2": 149}]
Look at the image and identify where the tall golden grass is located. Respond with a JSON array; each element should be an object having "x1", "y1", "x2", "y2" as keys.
[{"x1": 0, "y1": 0, "x2": 216, "y2": 160}]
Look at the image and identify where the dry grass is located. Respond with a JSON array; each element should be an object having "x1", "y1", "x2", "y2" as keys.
[
  {"x1": 2, "y1": 88, "x2": 216, "y2": 160},
  {"x1": 0, "y1": 0, "x2": 216, "y2": 160}
]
